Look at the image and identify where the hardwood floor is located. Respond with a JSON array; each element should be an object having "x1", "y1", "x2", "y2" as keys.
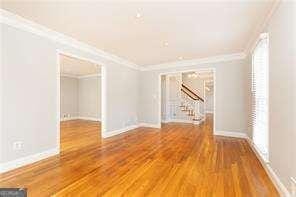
[
  {"x1": 0, "y1": 116, "x2": 278, "y2": 196},
  {"x1": 60, "y1": 120, "x2": 101, "y2": 153}
]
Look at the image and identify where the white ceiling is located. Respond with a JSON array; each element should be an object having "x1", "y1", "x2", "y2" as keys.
[
  {"x1": 2, "y1": 1, "x2": 275, "y2": 66},
  {"x1": 60, "y1": 55, "x2": 100, "y2": 77}
]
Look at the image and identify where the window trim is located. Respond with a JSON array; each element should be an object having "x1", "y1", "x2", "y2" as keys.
[{"x1": 251, "y1": 33, "x2": 270, "y2": 163}]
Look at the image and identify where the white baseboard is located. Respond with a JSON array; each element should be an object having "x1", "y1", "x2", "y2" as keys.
[
  {"x1": 214, "y1": 130, "x2": 248, "y2": 138},
  {"x1": 60, "y1": 117, "x2": 101, "y2": 122},
  {"x1": 102, "y1": 125, "x2": 139, "y2": 138},
  {"x1": 0, "y1": 148, "x2": 59, "y2": 173},
  {"x1": 138, "y1": 123, "x2": 161, "y2": 128},
  {"x1": 215, "y1": 130, "x2": 290, "y2": 196},
  {"x1": 60, "y1": 116, "x2": 79, "y2": 121},
  {"x1": 78, "y1": 116, "x2": 101, "y2": 121},
  {"x1": 246, "y1": 138, "x2": 291, "y2": 197}
]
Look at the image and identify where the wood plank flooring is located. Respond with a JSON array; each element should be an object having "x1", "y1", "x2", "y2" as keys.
[{"x1": 0, "y1": 115, "x2": 278, "y2": 196}]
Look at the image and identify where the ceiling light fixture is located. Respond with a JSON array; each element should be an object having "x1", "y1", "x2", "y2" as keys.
[
  {"x1": 188, "y1": 73, "x2": 198, "y2": 79},
  {"x1": 164, "y1": 42, "x2": 169, "y2": 46},
  {"x1": 135, "y1": 13, "x2": 142, "y2": 19}
]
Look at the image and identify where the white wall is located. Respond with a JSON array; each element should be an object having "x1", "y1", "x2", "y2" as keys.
[
  {"x1": 78, "y1": 76, "x2": 101, "y2": 120},
  {"x1": 246, "y1": 2, "x2": 295, "y2": 193},
  {"x1": 139, "y1": 59, "x2": 249, "y2": 133},
  {"x1": 60, "y1": 76, "x2": 101, "y2": 120},
  {"x1": 1, "y1": 24, "x2": 58, "y2": 163},
  {"x1": 205, "y1": 88, "x2": 214, "y2": 113},
  {"x1": 0, "y1": 23, "x2": 139, "y2": 166},
  {"x1": 60, "y1": 76, "x2": 79, "y2": 119},
  {"x1": 267, "y1": 3, "x2": 295, "y2": 192}
]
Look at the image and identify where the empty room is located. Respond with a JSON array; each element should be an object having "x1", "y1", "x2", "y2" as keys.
[{"x1": 0, "y1": 1, "x2": 295, "y2": 197}]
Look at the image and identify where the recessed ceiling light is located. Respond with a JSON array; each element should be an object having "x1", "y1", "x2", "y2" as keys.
[
  {"x1": 135, "y1": 13, "x2": 142, "y2": 18},
  {"x1": 164, "y1": 42, "x2": 169, "y2": 46},
  {"x1": 188, "y1": 73, "x2": 198, "y2": 78},
  {"x1": 178, "y1": 56, "x2": 183, "y2": 60}
]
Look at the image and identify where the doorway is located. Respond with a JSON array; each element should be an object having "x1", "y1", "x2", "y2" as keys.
[
  {"x1": 58, "y1": 54, "x2": 102, "y2": 153},
  {"x1": 159, "y1": 69, "x2": 215, "y2": 133}
]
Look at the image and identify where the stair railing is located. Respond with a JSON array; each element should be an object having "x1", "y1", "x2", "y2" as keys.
[{"x1": 180, "y1": 84, "x2": 204, "y2": 121}]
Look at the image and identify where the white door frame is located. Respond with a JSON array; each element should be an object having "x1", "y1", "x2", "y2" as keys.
[
  {"x1": 158, "y1": 68, "x2": 216, "y2": 133},
  {"x1": 56, "y1": 50, "x2": 107, "y2": 153}
]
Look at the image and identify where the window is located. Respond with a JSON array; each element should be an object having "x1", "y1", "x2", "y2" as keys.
[{"x1": 252, "y1": 33, "x2": 269, "y2": 161}]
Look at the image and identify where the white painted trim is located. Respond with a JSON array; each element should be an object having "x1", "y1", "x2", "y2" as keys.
[
  {"x1": 78, "y1": 74, "x2": 101, "y2": 79},
  {"x1": 213, "y1": 69, "x2": 216, "y2": 134},
  {"x1": 203, "y1": 80, "x2": 206, "y2": 104},
  {"x1": 158, "y1": 68, "x2": 216, "y2": 133},
  {"x1": 251, "y1": 33, "x2": 270, "y2": 162},
  {"x1": 0, "y1": 148, "x2": 59, "y2": 173},
  {"x1": 142, "y1": 53, "x2": 246, "y2": 71},
  {"x1": 214, "y1": 130, "x2": 248, "y2": 138},
  {"x1": 4, "y1": 8, "x2": 280, "y2": 71},
  {"x1": 57, "y1": 51, "x2": 105, "y2": 138},
  {"x1": 60, "y1": 74, "x2": 78, "y2": 78},
  {"x1": 0, "y1": 9, "x2": 249, "y2": 71},
  {"x1": 0, "y1": 21, "x2": 2, "y2": 163},
  {"x1": 60, "y1": 117, "x2": 101, "y2": 122},
  {"x1": 101, "y1": 65, "x2": 107, "y2": 136},
  {"x1": 246, "y1": 138, "x2": 291, "y2": 197},
  {"x1": 56, "y1": 52, "x2": 61, "y2": 154},
  {"x1": 0, "y1": 9, "x2": 140, "y2": 70},
  {"x1": 78, "y1": 117, "x2": 101, "y2": 121},
  {"x1": 213, "y1": 127, "x2": 290, "y2": 197},
  {"x1": 158, "y1": 74, "x2": 162, "y2": 127},
  {"x1": 60, "y1": 116, "x2": 79, "y2": 121},
  {"x1": 138, "y1": 123, "x2": 161, "y2": 128},
  {"x1": 102, "y1": 125, "x2": 139, "y2": 138},
  {"x1": 57, "y1": 49, "x2": 106, "y2": 68},
  {"x1": 205, "y1": 111, "x2": 214, "y2": 114}
]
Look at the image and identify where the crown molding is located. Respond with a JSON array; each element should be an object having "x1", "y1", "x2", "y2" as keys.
[
  {"x1": 243, "y1": 0, "x2": 281, "y2": 55},
  {"x1": 2, "y1": 7, "x2": 275, "y2": 72},
  {"x1": 141, "y1": 52, "x2": 246, "y2": 71},
  {"x1": 60, "y1": 73, "x2": 101, "y2": 79},
  {"x1": 0, "y1": 9, "x2": 140, "y2": 70}
]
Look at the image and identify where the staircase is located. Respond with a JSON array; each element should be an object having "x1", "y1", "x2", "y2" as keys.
[{"x1": 179, "y1": 84, "x2": 205, "y2": 124}]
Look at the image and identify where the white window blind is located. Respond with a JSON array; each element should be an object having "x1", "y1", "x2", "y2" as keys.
[{"x1": 252, "y1": 34, "x2": 269, "y2": 161}]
